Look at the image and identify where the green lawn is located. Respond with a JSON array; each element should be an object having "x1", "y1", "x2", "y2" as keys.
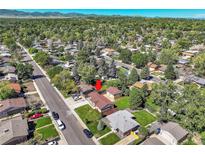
[
  {"x1": 35, "y1": 116, "x2": 52, "y2": 129},
  {"x1": 115, "y1": 96, "x2": 130, "y2": 110},
  {"x1": 99, "y1": 133, "x2": 120, "y2": 145},
  {"x1": 146, "y1": 97, "x2": 160, "y2": 113},
  {"x1": 75, "y1": 104, "x2": 111, "y2": 138},
  {"x1": 133, "y1": 110, "x2": 157, "y2": 127},
  {"x1": 35, "y1": 124, "x2": 59, "y2": 141}
]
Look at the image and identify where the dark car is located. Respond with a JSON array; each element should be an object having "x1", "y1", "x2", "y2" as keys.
[
  {"x1": 83, "y1": 129, "x2": 93, "y2": 138},
  {"x1": 52, "y1": 112, "x2": 59, "y2": 120}
]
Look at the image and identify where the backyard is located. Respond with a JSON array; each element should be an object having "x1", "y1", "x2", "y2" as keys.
[
  {"x1": 115, "y1": 96, "x2": 130, "y2": 110},
  {"x1": 99, "y1": 133, "x2": 120, "y2": 145},
  {"x1": 133, "y1": 110, "x2": 157, "y2": 127},
  {"x1": 75, "y1": 104, "x2": 111, "y2": 138}
]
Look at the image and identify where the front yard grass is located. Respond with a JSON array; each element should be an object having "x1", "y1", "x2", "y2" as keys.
[
  {"x1": 34, "y1": 124, "x2": 59, "y2": 141},
  {"x1": 35, "y1": 116, "x2": 52, "y2": 129},
  {"x1": 115, "y1": 96, "x2": 130, "y2": 110},
  {"x1": 75, "y1": 104, "x2": 111, "y2": 138},
  {"x1": 99, "y1": 133, "x2": 120, "y2": 145},
  {"x1": 133, "y1": 110, "x2": 157, "y2": 127}
]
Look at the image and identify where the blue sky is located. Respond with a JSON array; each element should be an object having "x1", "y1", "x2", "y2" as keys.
[{"x1": 18, "y1": 9, "x2": 205, "y2": 18}]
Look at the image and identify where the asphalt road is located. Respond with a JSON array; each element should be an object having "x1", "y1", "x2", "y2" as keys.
[{"x1": 20, "y1": 46, "x2": 95, "y2": 145}]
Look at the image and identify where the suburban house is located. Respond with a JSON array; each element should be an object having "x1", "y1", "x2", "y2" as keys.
[
  {"x1": 0, "y1": 53, "x2": 11, "y2": 57},
  {"x1": 79, "y1": 84, "x2": 95, "y2": 95},
  {"x1": 9, "y1": 83, "x2": 21, "y2": 94},
  {"x1": 157, "y1": 64, "x2": 167, "y2": 73},
  {"x1": 0, "y1": 97, "x2": 27, "y2": 118},
  {"x1": 142, "y1": 122, "x2": 188, "y2": 145},
  {"x1": 185, "y1": 75, "x2": 205, "y2": 87},
  {"x1": 132, "y1": 80, "x2": 152, "y2": 91},
  {"x1": 102, "y1": 110, "x2": 140, "y2": 138},
  {"x1": 106, "y1": 87, "x2": 122, "y2": 101},
  {"x1": 0, "y1": 65, "x2": 16, "y2": 74},
  {"x1": 4, "y1": 73, "x2": 18, "y2": 82},
  {"x1": 181, "y1": 50, "x2": 199, "y2": 59},
  {"x1": 0, "y1": 116, "x2": 28, "y2": 145},
  {"x1": 87, "y1": 91, "x2": 116, "y2": 115},
  {"x1": 177, "y1": 59, "x2": 189, "y2": 66},
  {"x1": 147, "y1": 62, "x2": 159, "y2": 72}
]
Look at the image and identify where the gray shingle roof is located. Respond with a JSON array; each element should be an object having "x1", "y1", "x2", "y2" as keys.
[
  {"x1": 103, "y1": 110, "x2": 139, "y2": 133},
  {"x1": 149, "y1": 122, "x2": 188, "y2": 142},
  {"x1": 0, "y1": 116, "x2": 28, "y2": 145}
]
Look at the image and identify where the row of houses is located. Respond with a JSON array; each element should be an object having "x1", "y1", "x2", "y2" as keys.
[
  {"x1": 0, "y1": 45, "x2": 29, "y2": 145},
  {"x1": 79, "y1": 84, "x2": 142, "y2": 138}
]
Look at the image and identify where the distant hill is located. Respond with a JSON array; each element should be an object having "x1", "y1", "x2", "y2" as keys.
[{"x1": 0, "y1": 9, "x2": 88, "y2": 17}]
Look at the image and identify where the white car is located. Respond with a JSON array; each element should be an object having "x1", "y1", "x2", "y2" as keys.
[
  {"x1": 47, "y1": 141, "x2": 57, "y2": 145},
  {"x1": 56, "y1": 119, "x2": 65, "y2": 130}
]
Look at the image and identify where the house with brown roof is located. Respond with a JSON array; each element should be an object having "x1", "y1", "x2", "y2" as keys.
[
  {"x1": 106, "y1": 87, "x2": 122, "y2": 100},
  {"x1": 87, "y1": 91, "x2": 115, "y2": 115},
  {"x1": 147, "y1": 62, "x2": 159, "y2": 72},
  {"x1": 79, "y1": 84, "x2": 95, "y2": 95},
  {"x1": 132, "y1": 81, "x2": 152, "y2": 91},
  {"x1": 0, "y1": 97, "x2": 27, "y2": 118},
  {"x1": 9, "y1": 83, "x2": 21, "y2": 94},
  {"x1": 0, "y1": 116, "x2": 28, "y2": 145}
]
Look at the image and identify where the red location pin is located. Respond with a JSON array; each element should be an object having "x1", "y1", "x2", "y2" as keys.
[{"x1": 95, "y1": 79, "x2": 102, "y2": 91}]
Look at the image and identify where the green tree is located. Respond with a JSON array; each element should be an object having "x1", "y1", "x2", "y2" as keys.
[
  {"x1": 0, "y1": 81, "x2": 16, "y2": 100},
  {"x1": 131, "y1": 53, "x2": 148, "y2": 68},
  {"x1": 128, "y1": 68, "x2": 140, "y2": 85},
  {"x1": 33, "y1": 51, "x2": 50, "y2": 67},
  {"x1": 159, "y1": 49, "x2": 178, "y2": 65},
  {"x1": 47, "y1": 66, "x2": 63, "y2": 79},
  {"x1": 140, "y1": 66, "x2": 150, "y2": 79},
  {"x1": 164, "y1": 64, "x2": 177, "y2": 80},
  {"x1": 129, "y1": 88, "x2": 144, "y2": 110},
  {"x1": 28, "y1": 48, "x2": 38, "y2": 54},
  {"x1": 193, "y1": 52, "x2": 205, "y2": 77},
  {"x1": 119, "y1": 49, "x2": 132, "y2": 64},
  {"x1": 52, "y1": 70, "x2": 77, "y2": 96},
  {"x1": 16, "y1": 63, "x2": 34, "y2": 80},
  {"x1": 78, "y1": 63, "x2": 96, "y2": 84}
]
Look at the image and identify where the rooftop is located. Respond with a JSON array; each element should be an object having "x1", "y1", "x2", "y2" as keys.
[
  {"x1": 0, "y1": 116, "x2": 28, "y2": 145},
  {"x1": 149, "y1": 122, "x2": 188, "y2": 142},
  {"x1": 88, "y1": 91, "x2": 113, "y2": 110},
  {"x1": 107, "y1": 87, "x2": 122, "y2": 95},
  {"x1": 0, "y1": 97, "x2": 27, "y2": 113},
  {"x1": 103, "y1": 110, "x2": 139, "y2": 133}
]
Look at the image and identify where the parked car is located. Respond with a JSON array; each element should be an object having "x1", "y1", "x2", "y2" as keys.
[
  {"x1": 72, "y1": 93, "x2": 82, "y2": 101},
  {"x1": 30, "y1": 113, "x2": 43, "y2": 119},
  {"x1": 83, "y1": 129, "x2": 93, "y2": 138},
  {"x1": 56, "y1": 119, "x2": 65, "y2": 130},
  {"x1": 52, "y1": 112, "x2": 59, "y2": 120},
  {"x1": 47, "y1": 141, "x2": 58, "y2": 145}
]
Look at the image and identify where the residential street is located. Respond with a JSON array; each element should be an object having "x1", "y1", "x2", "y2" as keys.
[{"x1": 20, "y1": 44, "x2": 95, "y2": 145}]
